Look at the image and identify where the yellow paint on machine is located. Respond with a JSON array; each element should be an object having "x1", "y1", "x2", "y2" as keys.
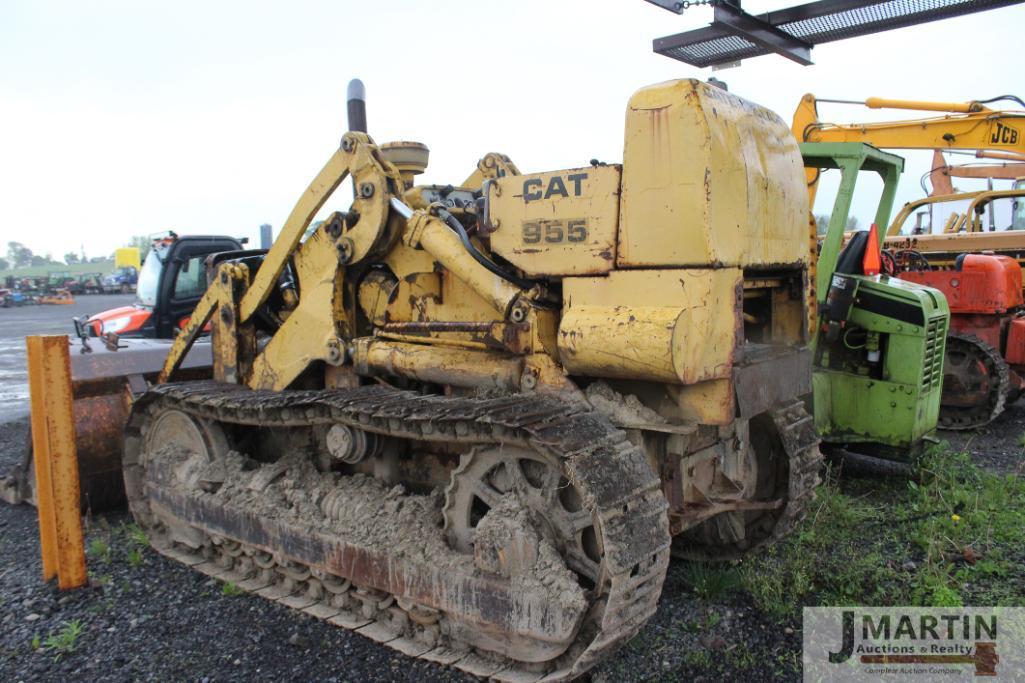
[
  {"x1": 617, "y1": 79, "x2": 809, "y2": 268},
  {"x1": 489, "y1": 165, "x2": 621, "y2": 276},
  {"x1": 558, "y1": 268, "x2": 740, "y2": 385}
]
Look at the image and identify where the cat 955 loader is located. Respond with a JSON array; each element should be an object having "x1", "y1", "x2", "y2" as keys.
[{"x1": 121, "y1": 79, "x2": 824, "y2": 680}]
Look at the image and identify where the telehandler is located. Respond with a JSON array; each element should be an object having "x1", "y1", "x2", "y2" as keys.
[
  {"x1": 75, "y1": 233, "x2": 246, "y2": 339},
  {"x1": 116, "y1": 78, "x2": 822, "y2": 679}
]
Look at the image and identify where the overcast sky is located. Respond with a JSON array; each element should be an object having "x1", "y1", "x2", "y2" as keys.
[{"x1": 2, "y1": 0, "x2": 1023, "y2": 259}]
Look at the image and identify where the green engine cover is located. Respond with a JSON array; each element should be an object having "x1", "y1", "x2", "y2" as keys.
[{"x1": 814, "y1": 275, "x2": 949, "y2": 459}]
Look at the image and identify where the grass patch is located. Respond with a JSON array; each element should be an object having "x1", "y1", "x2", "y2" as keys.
[
  {"x1": 127, "y1": 547, "x2": 144, "y2": 568},
  {"x1": 85, "y1": 523, "x2": 151, "y2": 570},
  {"x1": 681, "y1": 648, "x2": 712, "y2": 669},
  {"x1": 727, "y1": 643, "x2": 757, "y2": 670},
  {"x1": 738, "y1": 448, "x2": 1025, "y2": 620},
  {"x1": 121, "y1": 522, "x2": 148, "y2": 567},
  {"x1": 44, "y1": 620, "x2": 82, "y2": 660},
  {"x1": 122, "y1": 522, "x2": 148, "y2": 548},
  {"x1": 86, "y1": 538, "x2": 110, "y2": 564},
  {"x1": 221, "y1": 581, "x2": 244, "y2": 597},
  {"x1": 679, "y1": 562, "x2": 742, "y2": 600}
]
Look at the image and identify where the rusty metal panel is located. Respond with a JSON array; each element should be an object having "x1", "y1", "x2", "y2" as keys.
[
  {"x1": 733, "y1": 345, "x2": 812, "y2": 418},
  {"x1": 489, "y1": 165, "x2": 621, "y2": 276},
  {"x1": 618, "y1": 79, "x2": 809, "y2": 269},
  {"x1": 72, "y1": 392, "x2": 130, "y2": 510},
  {"x1": 559, "y1": 268, "x2": 741, "y2": 385},
  {"x1": 27, "y1": 335, "x2": 87, "y2": 590},
  {"x1": 69, "y1": 338, "x2": 212, "y2": 382}
]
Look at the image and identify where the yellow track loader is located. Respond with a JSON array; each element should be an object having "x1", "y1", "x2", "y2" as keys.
[{"x1": 59, "y1": 79, "x2": 823, "y2": 679}]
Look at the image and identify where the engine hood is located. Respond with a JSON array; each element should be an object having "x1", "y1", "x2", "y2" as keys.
[{"x1": 86, "y1": 305, "x2": 151, "y2": 335}]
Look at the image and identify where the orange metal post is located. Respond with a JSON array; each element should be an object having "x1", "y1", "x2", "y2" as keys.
[{"x1": 27, "y1": 335, "x2": 87, "y2": 589}]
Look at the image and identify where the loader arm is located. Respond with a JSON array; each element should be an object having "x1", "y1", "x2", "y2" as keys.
[
  {"x1": 159, "y1": 132, "x2": 400, "y2": 386},
  {"x1": 793, "y1": 93, "x2": 1025, "y2": 207},
  {"x1": 161, "y1": 131, "x2": 542, "y2": 391},
  {"x1": 460, "y1": 152, "x2": 521, "y2": 187},
  {"x1": 929, "y1": 149, "x2": 1025, "y2": 196}
]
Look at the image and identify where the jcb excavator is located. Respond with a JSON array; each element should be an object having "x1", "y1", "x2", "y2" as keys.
[
  {"x1": 793, "y1": 93, "x2": 1025, "y2": 260},
  {"x1": 117, "y1": 79, "x2": 823, "y2": 679},
  {"x1": 792, "y1": 92, "x2": 1025, "y2": 244}
]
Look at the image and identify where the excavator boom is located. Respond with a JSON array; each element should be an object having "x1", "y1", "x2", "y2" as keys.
[
  {"x1": 929, "y1": 149, "x2": 1025, "y2": 196},
  {"x1": 793, "y1": 93, "x2": 1025, "y2": 206}
]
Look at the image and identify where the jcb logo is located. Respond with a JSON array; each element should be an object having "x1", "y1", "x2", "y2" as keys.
[{"x1": 990, "y1": 122, "x2": 1020, "y2": 146}]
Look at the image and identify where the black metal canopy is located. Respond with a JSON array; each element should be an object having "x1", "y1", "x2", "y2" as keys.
[{"x1": 649, "y1": 0, "x2": 1025, "y2": 68}]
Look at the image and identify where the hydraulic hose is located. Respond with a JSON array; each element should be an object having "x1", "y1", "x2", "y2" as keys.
[
  {"x1": 388, "y1": 197, "x2": 535, "y2": 290},
  {"x1": 436, "y1": 209, "x2": 536, "y2": 290},
  {"x1": 977, "y1": 94, "x2": 1025, "y2": 109}
]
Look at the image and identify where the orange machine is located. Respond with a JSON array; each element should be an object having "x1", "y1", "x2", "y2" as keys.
[{"x1": 896, "y1": 253, "x2": 1025, "y2": 428}]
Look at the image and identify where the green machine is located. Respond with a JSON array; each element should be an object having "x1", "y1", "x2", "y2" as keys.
[{"x1": 803, "y1": 142, "x2": 950, "y2": 471}]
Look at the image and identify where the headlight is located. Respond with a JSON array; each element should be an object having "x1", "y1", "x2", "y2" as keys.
[{"x1": 103, "y1": 316, "x2": 132, "y2": 334}]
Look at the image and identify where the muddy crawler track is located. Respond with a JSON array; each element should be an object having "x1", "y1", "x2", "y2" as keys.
[{"x1": 123, "y1": 382, "x2": 673, "y2": 682}]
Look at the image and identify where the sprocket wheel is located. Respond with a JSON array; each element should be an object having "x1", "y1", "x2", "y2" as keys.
[
  {"x1": 124, "y1": 407, "x2": 229, "y2": 536},
  {"x1": 939, "y1": 333, "x2": 1010, "y2": 430},
  {"x1": 442, "y1": 446, "x2": 605, "y2": 589}
]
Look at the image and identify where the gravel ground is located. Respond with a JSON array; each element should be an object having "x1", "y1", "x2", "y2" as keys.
[
  {"x1": 939, "y1": 400, "x2": 1025, "y2": 475},
  {"x1": 1, "y1": 403, "x2": 1022, "y2": 682}
]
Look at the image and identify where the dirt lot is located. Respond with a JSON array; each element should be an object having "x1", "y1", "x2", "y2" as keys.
[
  {"x1": 0, "y1": 301, "x2": 1022, "y2": 682},
  {"x1": 0, "y1": 294, "x2": 135, "y2": 420}
]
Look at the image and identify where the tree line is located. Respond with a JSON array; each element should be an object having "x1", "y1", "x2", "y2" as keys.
[{"x1": 2, "y1": 236, "x2": 150, "y2": 271}]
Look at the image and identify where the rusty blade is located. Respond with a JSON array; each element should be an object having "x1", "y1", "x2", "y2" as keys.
[{"x1": 69, "y1": 337, "x2": 212, "y2": 382}]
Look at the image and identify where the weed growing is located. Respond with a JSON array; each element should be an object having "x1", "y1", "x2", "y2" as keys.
[
  {"x1": 221, "y1": 581, "x2": 244, "y2": 597},
  {"x1": 43, "y1": 620, "x2": 82, "y2": 660},
  {"x1": 738, "y1": 448, "x2": 1025, "y2": 620},
  {"x1": 678, "y1": 562, "x2": 742, "y2": 600},
  {"x1": 120, "y1": 522, "x2": 148, "y2": 548},
  {"x1": 127, "y1": 547, "x2": 144, "y2": 568},
  {"x1": 86, "y1": 538, "x2": 111, "y2": 564}
]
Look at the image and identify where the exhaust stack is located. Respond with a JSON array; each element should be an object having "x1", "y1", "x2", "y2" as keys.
[{"x1": 347, "y1": 79, "x2": 367, "y2": 133}]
